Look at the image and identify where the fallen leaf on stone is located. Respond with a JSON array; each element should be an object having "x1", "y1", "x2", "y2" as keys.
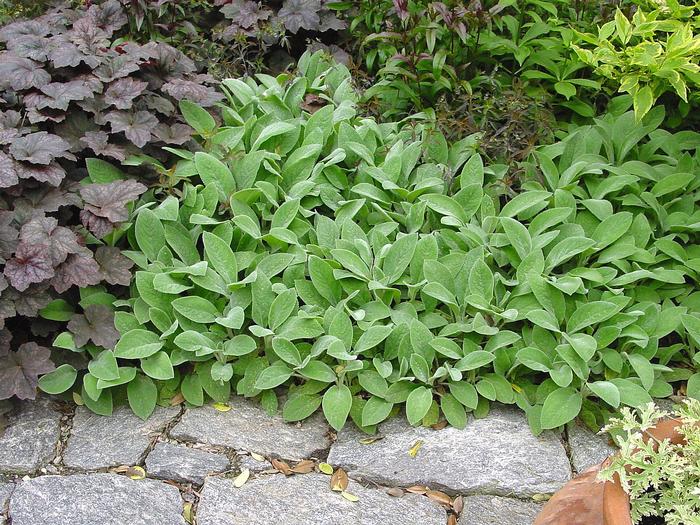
[
  {"x1": 170, "y1": 393, "x2": 185, "y2": 405},
  {"x1": 233, "y1": 468, "x2": 250, "y2": 488},
  {"x1": 127, "y1": 465, "x2": 146, "y2": 480},
  {"x1": 431, "y1": 420, "x2": 448, "y2": 430},
  {"x1": 330, "y1": 467, "x2": 349, "y2": 492},
  {"x1": 386, "y1": 487, "x2": 404, "y2": 498},
  {"x1": 341, "y1": 491, "x2": 359, "y2": 502},
  {"x1": 291, "y1": 459, "x2": 315, "y2": 474},
  {"x1": 408, "y1": 439, "x2": 424, "y2": 457},
  {"x1": 113, "y1": 465, "x2": 130, "y2": 473},
  {"x1": 406, "y1": 485, "x2": 429, "y2": 495},
  {"x1": 318, "y1": 462, "x2": 334, "y2": 475},
  {"x1": 426, "y1": 490, "x2": 452, "y2": 507},
  {"x1": 453, "y1": 495, "x2": 464, "y2": 513},
  {"x1": 73, "y1": 391, "x2": 84, "y2": 405},
  {"x1": 271, "y1": 458, "x2": 292, "y2": 475},
  {"x1": 359, "y1": 436, "x2": 384, "y2": 445},
  {"x1": 532, "y1": 493, "x2": 551, "y2": 502},
  {"x1": 213, "y1": 402, "x2": 231, "y2": 412},
  {"x1": 183, "y1": 502, "x2": 193, "y2": 524},
  {"x1": 250, "y1": 452, "x2": 266, "y2": 462},
  {"x1": 447, "y1": 514, "x2": 457, "y2": 525}
]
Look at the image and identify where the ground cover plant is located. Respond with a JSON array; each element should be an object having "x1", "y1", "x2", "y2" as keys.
[{"x1": 34, "y1": 52, "x2": 700, "y2": 436}]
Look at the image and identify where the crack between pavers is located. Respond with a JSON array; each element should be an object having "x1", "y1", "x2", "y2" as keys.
[
  {"x1": 561, "y1": 426, "x2": 577, "y2": 476},
  {"x1": 49, "y1": 400, "x2": 75, "y2": 475}
]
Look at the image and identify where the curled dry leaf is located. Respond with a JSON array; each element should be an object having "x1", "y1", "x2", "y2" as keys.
[
  {"x1": 452, "y1": 495, "x2": 464, "y2": 514},
  {"x1": 406, "y1": 485, "x2": 429, "y2": 495},
  {"x1": 126, "y1": 465, "x2": 146, "y2": 480},
  {"x1": 233, "y1": 468, "x2": 250, "y2": 488},
  {"x1": 271, "y1": 458, "x2": 292, "y2": 476},
  {"x1": 170, "y1": 393, "x2": 185, "y2": 405},
  {"x1": 318, "y1": 462, "x2": 333, "y2": 475},
  {"x1": 291, "y1": 459, "x2": 315, "y2": 474},
  {"x1": 250, "y1": 452, "x2": 266, "y2": 462},
  {"x1": 330, "y1": 467, "x2": 349, "y2": 492},
  {"x1": 426, "y1": 490, "x2": 452, "y2": 507},
  {"x1": 386, "y1": 487, "x2": 404, "y2": 498},
  {"x1": 431, "y1": 420, "x2": 448, "y2": 430},
  {"x1": 447, "y1": 514, "x2": 458, "y2": 525}
]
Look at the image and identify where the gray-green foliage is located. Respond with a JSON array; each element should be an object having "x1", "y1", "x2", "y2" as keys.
[
  {"x1": 41, "y1": 52, "x2": 700, "y2": 433},
  {"x1": 599, "y1": 400, "x2": 700, "y2": 525}
]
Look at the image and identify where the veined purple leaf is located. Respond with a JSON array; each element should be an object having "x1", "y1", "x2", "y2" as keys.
[
  {"x1": 0, "y1": 297, "x2": 15, "y2": 331},
  {"x1": 80, "y1": 131, "x2": 127, "y2": 161},
  {"x1": 17, "y1": 186, "x2": 82, "y2": 214},
  {"x1": 69, "y1": 18, "x2": 110, "y2": 56},
  {"x1": 19, "y1": 216, "x2": 83, "y2": 266},
  {"x1": 0, "y1": 342, "x2": 55, "y2": 400},
  {"x1": 318, "y1": 11, "x2": 346, "y2": 32},
  {"x1": 161, "y1": 79, "x2": 223, "y2": 107},
  {"x1": 6, "y1": 283, "x2": 52, "y2": 317},
  {"x1": 39, "y1": 81, "x2": 95, "y2": 111},
  {"x1": 0, "y1": 153, "x2": 18, "y2": 189},
  {"x1": 85, "y1": 0, "x2": 128, "y2": 36},
  {"x1": 3, "y1": 243, "x2": 54, "y2": 292},
  {"x1": 0, "y1": 20, "x2": 49, "y2": 43},
  {"x1": 67, "y1": 304, "x2": 119, "y2": 349},
  {"x1": 54, "y1": 112, "x2": 99, "y2": 152},
  {"x1": 6, "y1": 35, "x2": 51, "y2": 61},
  {"x1": 80, "y1": 179, "x2": 147, "y2": 237},
  {"x1": 153, "y1": 123, "x2": 193, "y2": 145},
  {"x1": 104, "y1": 77, "x2": 148, "y2": 110},
  {"x1": 14, "y1": 161, "x2": 66, "y2": 186},
  {"x1": 105, "y1": 110, "x2": 158, "y2": 147},
  {"x1": 94, "y1": 54, "x2": 142, "y2": 83},
  {"x1": 51, "y1": 252, "x2": 101, "y2": 294},
  {"x1": 9, "y1": 132, "x2": 74, "y2": 165},
  {"x1": 140, "y1": 42, "x2": 196, "y2": 84},
  {"x1": 0, "y1": 212, "x2": 19, "y2": 260},
  {"x1": 142, "y1": 94, "x2": 175, "y2": 115},
  {"x1": 278, "y1": 0, "x2": 322, "y2": 33},
  {"x1": 95, "y1": 246, "x2": 133, "y2": 286},
  {"x1": 47, "y1": 36, "x2": 85, "y2": 68},
  {"x1": 221, "y1": 0, "x2": 272, "y2": 27},
  {"x1": 0, "y1": 54, "x2": 52, "y2": 91}
]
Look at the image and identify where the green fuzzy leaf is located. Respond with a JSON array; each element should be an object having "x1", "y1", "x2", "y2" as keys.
[
  {"x1": 127, "y1": 375, "x2": 158, "y2": 420},
  {"x1": 322, "y1": 384, "x2": 352, "y2": 431}
]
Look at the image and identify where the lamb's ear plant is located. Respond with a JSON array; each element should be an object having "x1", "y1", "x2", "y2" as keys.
[
  {"x1": 46, "y1": 51, "x2": 700, "y2": 433},
  {"x1": 598, "y1": 399, "x2": 700, "y2": 525}
]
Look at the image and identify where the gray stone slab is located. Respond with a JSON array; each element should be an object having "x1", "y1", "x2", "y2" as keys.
[
  {"x1": 170, "y1": 398, "x2": 330, "y2": 461},
  {"x1": 0, "y1": 482, "x2": 13, "y2": 508},
  {"x1": 146, "y1": 442, "x2": 230, "y2": 484},
  {"x1": 567, "y1": 422, "x2": 617, "y2": 473},
  {"x1": 0, "y1": 399, "x2": 61, "y2": 474},
  {"x1": 327, "y1": 405, "x2": 571, "y2": 497},
  {"x1": 197, "y1": 473, "x2": 446, "y2": 525},
  {"x1": 64, "y1": 405, "x2": 179, "y2": 470},
  {"x1": 458, "y1": 495, "x2": 543, "y2": 525},
  {"x1": 237, "y1": 454, "x2": 272, "y2": 474},
  {"x1": 9, "y1": 474, "x2": 184, "y2": 525}
]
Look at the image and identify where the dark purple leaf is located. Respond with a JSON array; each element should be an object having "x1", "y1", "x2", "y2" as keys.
[
  {"x1": 47, "y1": 36, "x2": 86, "y2": 68},
  {"x1": 51, "y1": 252, "x2": 101, "y2": 294},
  {"x1": 9, "y1": 132, "x2": 75, "y2": 165},
  {"x1": 6, "y1": 283, "x2": 52, "y2": 317},
  {"x1": 0, "y1": 153, "x2": 18, "y2": 189},
  {"x1": 19, "y1": 216, "x2": 83, "y2": 266},
  {"x1": 95, "y1": 246, "x2": 133, "y2": 286},
  {"x1": 76, "y1": 95, "x2": 110, "y2": 116},
  {"x1": 39, "y1": 81, "x2": 95, "y2": 111},
  {"x1": 85, "y1": 0, "x2": 128, "y2": 36},
  {"x1": 67, "y1": 304, "x2": 119, "y2": 349},
  {"x1": 93, "y1": 54, "x2": 142, "y2": 83},
  {"x1": 105, "y1": 110, "x2": 158, "y2": 147},
  {"x1": 69, "y1": 18, "x2": 110, "y2": 56},
  {"x1": 0, "y1": 328, "x2": 10, "y2": 355},
  {"x1": 16, "y1": 186, "x2": 82, "y2": 214},
  {"x1": 0, "y1": 54, "x2": 52, "y2": 91},
  {"x1": 161, "y1": 79, "x2": 223, "y2": 107},
  {"x1": 0, "y1": 342, "x2": 55, "y2": 400},
  {"x1": 278, "y1": 0, "x2": 321, "y2": 33},
  {"x1": 79, "y1": 210, "x2": 113, "y2": 239},
  {"x1": 3, "y1": 243, "x2": 54, "y2": 292},
  {"x1": 80, "y1": 179, "x2": 147, "y2": 237},
  {"x1": 221, "y1": 1, "x2": 272, "y2": 27},
  {"x1": 142, "y1": 94, "x2": 175, "y2": 115},
  {"x1": 6, "y1": 35, "x2": 51, "y2": 61},
  {"x1": 0, "y1": 296, "x2": 16, "y2": 330},
  {"x1": 0, "y1": 212, "x2": 18, "y2": 260},
  {"x1": 140, "y1": 42, "x2": 196, "y2": 86},
  {"x1": 103, "y1": 77, "x2": 148, "y2": 110},
  {"x1": 0, "y1": 20, "x2": 49, "y2": 43},
  {"x1": 318, "y1": 11, "x2": 346, "y2": 32},
  {"x1": 80, "y1": 131, "x2": 127, "y2": 161},
  {"x1": 393, "y1": 0, "x2": 410, "y2": 21},
  {"x1": 152, "y1": 123, "x2": 193, "y2": 145},
  {"x1": 14, "y1": 162, "x2": 66, "y2": 187}
]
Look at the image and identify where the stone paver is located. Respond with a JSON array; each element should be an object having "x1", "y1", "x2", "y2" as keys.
[
  {"x1": 170, "y1": 398, "x2": 330, "y2": 461},
  {"x1": 327, "y1": 405, "x2": 571, "y2": 497},
  {"x1": 458, "y1": 495, "x2": 543, "y2": 525},
  {"x1": 197, "y1": 473, "x2": 446, "y2": 525},
  {"x1": 1, "y1": 482, "x2": 13, "y2": 508},
  {"x1": 145, "y1": 442, "x2": 230, "y2": 484},
  {"x1": 237, "y1": 453, "x2": 273, "y2": 473},
  {"x1": 64, "y1": 405, "x2": 179, "y2": 470},
  {"x1": 567, "y1": 422, "x2": 617, "y2": 473},
  {"x1": 0, "y1": 399, "x2": 61, "y2": 475},
  {"x1": 8, "y1": 473, "x2": 184, "y2": 525}
]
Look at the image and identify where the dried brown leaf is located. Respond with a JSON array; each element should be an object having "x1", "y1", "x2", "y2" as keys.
[
  {"x1": 271, "y1": 458, "x2": 292, "y2": 476},
  {"x1": 426, "y1": 489, "x2": 452, "y2": 507},
  {"x1": 453, "y1": 495, "x2": 464, "y2": 514},
  {"x1": 386, "y1": 487, "x2": 404, "y2": 498},
  {"x1": 330, "y1": 467, "x2": 349, "y2": 492},
  {"x1": 406, "y1": 485, "x2": 429, "y2": 495},
  {"x1": 291, "y1": 459, "x2": 315, "y2": 474}
]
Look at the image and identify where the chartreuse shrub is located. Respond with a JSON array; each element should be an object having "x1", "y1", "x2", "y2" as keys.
[{"x1": 40, "y1": 52, "x2": 700, "y2": 434}]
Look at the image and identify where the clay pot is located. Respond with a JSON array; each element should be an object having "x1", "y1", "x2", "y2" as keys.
[{"x1": 533, "y1": 418, "x2": 686, "y2": 525}]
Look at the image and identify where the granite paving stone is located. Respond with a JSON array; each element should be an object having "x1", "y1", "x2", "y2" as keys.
[
  {"x1": 8, "y1": 473, "x2": 185, "y2": 525},
  {"x1": 327, "y1": 405, "x2": 571, "y2": 497},
  {"x1": 458, "y1": 495, "x2": 543, "y2": 525},
  {"x1": 567, "y1": 422, "x2": 617, "y2": 473},
  {"x1": 145, "y1": 442, "x2": 230, "y2": 484},
  {"x1": 0, "y1": 399, "x2": 61, "y2": 475},
  {"x1": 170, "y1": 398, "x2": 330, "y2": 461},
  {"x1": 63, "y1": 405, "x2": 179, "y2": 470},
  {"x1": 196, "y1": 473, "x2": 446, "y2": 525}
]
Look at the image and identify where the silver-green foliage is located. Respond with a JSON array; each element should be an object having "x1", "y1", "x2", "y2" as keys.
[
  {"x1": 599, "y1": 399, "x2": 700, "y2": 525},
  {"x1": 41, "y1": 51, "x2": 700, "y2": 433}
]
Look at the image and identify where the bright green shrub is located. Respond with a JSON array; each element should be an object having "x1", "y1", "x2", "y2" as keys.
[{"x1": 41, "y1": 52, "x2": 700, "y2": 434}]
